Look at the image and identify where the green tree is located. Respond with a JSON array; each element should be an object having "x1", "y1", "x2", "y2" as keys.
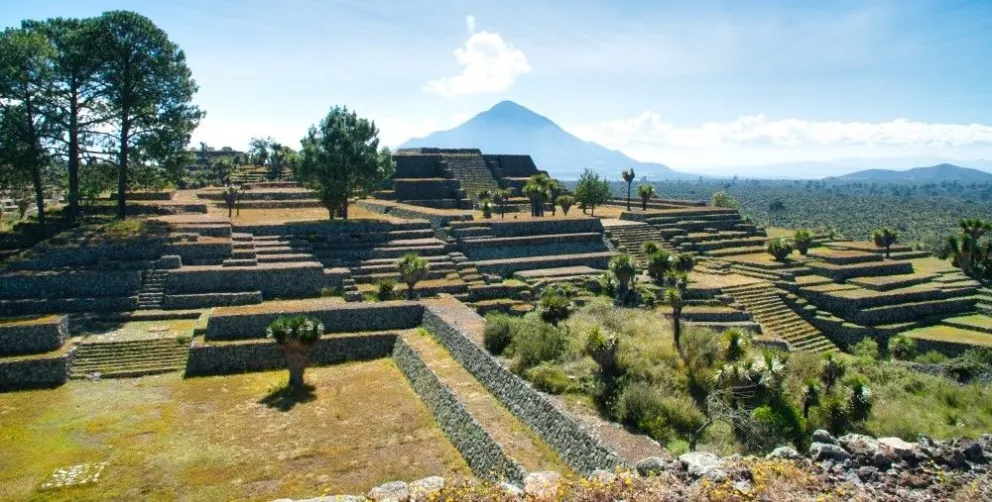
[
  {"x1": 267, "y1": 315, "x2": 323, "y2": 387},
  {"x1": 794, "y1": 229, "x2": 813, "y2": 256},
  {"x1": 494, "y1": 189, "x2": 510, "y2": 218},
  {"x1": 223, "y1": 184, "x2": 243, "y2": 218},
  {"x1": 249, "y1": 136, "x2": 271, "y2": 167},
  {"x1": 397, "y1": 253, "x2": 428, "y2": 300},
  {"x1": 538, "y1": 287, "x2": 572, "y2": 326},
  {"x1": 0, "y1": 27, "x2": 55, "y2": 233},
  {"x1": 621, "y1": 168, "x2": 635, "y2": 210},
  {"x1": 97, "y1": 11, "x2": 203, "y2": 219},
  {"x1": 23, "y1": 18, "x2": 106, "y2": 226},
  {"x1": 872, "y1": 227, "x2": 899, "y2": 258},
  {"x1": 522, "y1": 174, "x2": 549, "y2": 217},
  {"x1": 547, "y1": 178, "x2": 563, "y2": 216},
  {"x1": 575, "y1": 168, "x2": 610, "y2": 216},
  {"x1": 638, "y1": 184, "x2": 655, "y2": 210},
  {"x1": 297, "y1": 106, "x2": 393, "y2": 219}
]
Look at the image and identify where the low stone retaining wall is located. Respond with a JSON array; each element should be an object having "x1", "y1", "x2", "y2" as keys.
[
  {"x1": 393, "y1": 179, "x2": 460, "y2": 200},
  {"x1": 393, "y1": 338, "x2": 526, "y2": 483},
  {"x1": 463, "y1": 241, "x2": 608, "y2": 262},
  {"x1": 474, "y1": 252, "x2": 614, "y2": 277},
  {"x1": 166, "y1": 242, "x2": 232, "y2": 265},
  {"x1": 0, "y1": 316, "x2": 68, "y2": 356},
  {"x1": 236, "y1": 220, "x2": 396, "y2": 237},
  {"x1": 357, "y1": 200, "x2": 471, "y2": 230},
  {"x1": 0, "y1": 347, "x2": 75, "y2": 391},
  {"x1": 184, "y1": 333, "x2": 398, "y2": 376},
  {"x1": 422, "y1": 303, "x2": 624, "y2": 475},
  {"x1": 0, "y1": 296, "x2": 138, "y2": 316},
  {"x1": 0, "y1": 269, "x2": 142, "y2": 299},
  {"x1": 205, "y1": 301, "x2": 424, "y2": 341},
  {"x1": 166, "y1": 262, "x2": 325, "y2": 299},
  {"x1": 163, "y1": 292, "x2": 262, "y2": 309},
  {"x1": 478, "y1": 218, "x2": 604, "y2": 238}
]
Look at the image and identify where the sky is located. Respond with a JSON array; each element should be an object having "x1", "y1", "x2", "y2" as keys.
[{"x1": 4, "y1": 0, "x2": 992, "y2": 175}]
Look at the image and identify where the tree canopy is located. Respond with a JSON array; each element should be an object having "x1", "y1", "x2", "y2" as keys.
[
  {"x1": 575, "y1": 168, "x2": 610, "y2": 216},
  {"x1": 296, "y1": 106, "x2": 394, "y2": 219}
]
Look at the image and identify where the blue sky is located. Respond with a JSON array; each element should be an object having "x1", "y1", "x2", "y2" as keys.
[{"x1": 4, "y1": 0, "x2": 992, "y2": 174}]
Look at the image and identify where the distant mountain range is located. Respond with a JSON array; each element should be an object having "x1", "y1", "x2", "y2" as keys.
[
  {"x1": 399, "y1": 100, "x2": 696, "y2": 180},
  {"x1": 827, "y1": 163, "x2": 992, "y2": 183}
]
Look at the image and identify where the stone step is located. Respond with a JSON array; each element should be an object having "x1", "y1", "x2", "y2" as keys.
[
  {"x1": 223, "y1": 258, "x2": 258, "y2": 267},
  {"x1": 257, "y1": 253, "x2": 315, "y2": 263}
]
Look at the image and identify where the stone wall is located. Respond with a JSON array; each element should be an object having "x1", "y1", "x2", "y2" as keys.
[
  {"x1": 0, "y1": 269, "x2": 142, "y2": 299},
  {"x1": 357, "y1": 200, "x2": 471, "y2": 230},
  {"x1": 0, "y1": 316, "x2": 68, "y2": 356},
  {"x1": 163, "y1": 292, "x2": 262, "y2": 310},
  {"x1": 393, "y1": 154, "x2": 445, "y2": 178},
  {"x1": 482, "y1": 155, "x2": 540, "y2": 178},
  {"x1": 0, "y1": 296, "x2": 137, "y2": 316},
  {"x1": 166, "y1": 262, "x2": 325, "y2": 299},
  {"x1": 393, "y1": 179, "x2": 460, "y2": 200},
  {"x1": 0, "y1": 347, "x2": 75, "y2": 391},
  {"x1": 483, "y1": 218, "x2": 604, "y2": 238},
  {"x1": 236, "y1": 220, "x2": 395, "y2": 237},
  {"x1": 422, "y1": 304, "x2": 624, "y2": 475},
  {"x1": 393, "y1": 338, "x2": 526, "y2": 483},
  {"x1": 205, "y1": 302, "x2": 425, "y2": 341},
  {"x1": 185, "y1": 333, "x2": 398, "y2": 376}
]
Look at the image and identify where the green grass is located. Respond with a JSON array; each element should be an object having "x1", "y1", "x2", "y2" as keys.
[
  {"x1": 0, "y1": 361, "x2": 469, "y2": 501},
  {"x1": 904, "y1": 325, "x2": 992, "y2": 347}
]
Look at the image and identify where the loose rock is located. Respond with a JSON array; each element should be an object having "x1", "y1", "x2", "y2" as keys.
[{"x1": 367, "y1": 480, "x2": 408, "y2": 502}]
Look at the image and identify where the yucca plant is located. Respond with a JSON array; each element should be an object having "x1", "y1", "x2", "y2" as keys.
[
  {"x1": 556, "y1": 194, "x2": 575, "y2": 216},
  {"x1": 637, "y1": 184, "x2": 656, "y2": 211},
  {"x1": 621, "y1": 168, "x2": 636, "y2": 210},
  {"x1": 872, "y1": 227, "x2": 899, "y2": 258},
  {"x1": 793, "y1": 229, "x2": 813, "y2": 256},
  {"x1": 267, "y1": 315, "x2": 324, "y2": 387},
  {"x1": 766, "y1": 237, "x2": 793, "y2": 262},
  {"x1": 609, "y1": 253, "x2": 638, "y2": 295},
  {"x1": 397, "y1": 253, "x2": 429, "y2": 300}
]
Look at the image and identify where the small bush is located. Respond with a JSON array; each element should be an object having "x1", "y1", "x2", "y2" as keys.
[
  {"x1": 766, "y1": 237, "x2": 793, "y2": 262},
  {"x1": 749, "y1": 402, "x2": 806, "y2": 451},
  {"x1": 318, "y1": 286, "x2": 341, "y2": 297},
  {"x1": 889, "y1": 335, "x2": 917, "y2": 360},
  {"x1": 720, "y1": 328, "x2": 751, "y2": 361},
  {"x1": 850, "y1": 337, "x2": 879, "y2": 361},
  {"x1": 538, "y1": 288, "x2": 573, "y2": 326},
  {"x1": 483, "y1": 313, "x2": 517, "y2": 355},
  {"x1": 511, "y1": 319, "x2": 570, "y2": 372},
  {"x1": 375, "y1": 279, "x2": 396, "y2": 301},
  {"x1": 615, "y1": 383, "x2": 706, "y2": 444},
  {"x1": 524, "y1": 362, "x2": 573, "y2": 394}
]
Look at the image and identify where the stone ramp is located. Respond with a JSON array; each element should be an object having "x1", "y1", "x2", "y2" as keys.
[
  {"x1": 401, "y1": 331, "x2": 571, "y2": 475},
  {"x1": 723, "y1": 282, "x2": 839, "y2": 353},
  {"x1": 71, "y1": 337, "x2": 189, "y2": 379}
]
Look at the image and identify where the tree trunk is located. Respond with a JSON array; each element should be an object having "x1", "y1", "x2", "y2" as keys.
[
  {"x1": 642, "y1": 198, "x2": 647, "y2": 211},
  {"x1": 627, "y1": 183, "x2": 632, "y2": 211},
  {"x1": 67, "y1": 92, "x2": 80, "y2": 226},
  {"x1": 341, "y1": 198, "x2": 349, "y2": 219},
  {"x1": 24, "y1": 99, "x2": 46, "y2": 233},
  {"x1": 282, "y1": 343, "x2": 310, "y2": 387},
  {"x1": 673, "y1": 312, "x2": 685, "y2": 360},
  {"x1": 591, "y1": 205, "x2": 596, "y2": 216},
  {"x1": 117, "y1": 116, "x2": 130, "y2": 220},
  {"x1": 407, "y1": 283, "x2": 415, "y2": 300}
]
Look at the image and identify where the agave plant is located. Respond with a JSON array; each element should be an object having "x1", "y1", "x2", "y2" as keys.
[
  {"x1": 609, "y1": 253, "x2": 638, "y2": 295},
  {"x1": 872, "y1": 227, "x2": 899, "y2": 258},
  {"x1": 397, "y1": 253, "x2": 429, "y2": 300},
  {"x1": 637, "y1": 184, "x2": 656, "y2": 211}
]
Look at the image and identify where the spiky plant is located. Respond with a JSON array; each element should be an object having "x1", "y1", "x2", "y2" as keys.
[
  {"x1": 397, "y1": 253, "x2": 429, "y2": 300},
  {"x1": 267, "y1": 315, "x2": 324, "y2": 387},
  {"x1": 872, "y1": 227, "x2": 899, "y2": 258},
  {"x1": 622, "y1": 168, "x2": 636, "y2": 210},
  {"x1": 793, "y1": 229, "x2": 813, "y2": 256},
  {"x1": 766, "y1": 237, "x2": 793, "y2": 262},
  {"x1": 637, "y1": 184, "x2": 656, "y2": 211}
]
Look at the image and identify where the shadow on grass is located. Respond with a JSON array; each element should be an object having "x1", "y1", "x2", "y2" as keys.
[{"x1": 258, "y1": 383, "x2": 316, "y2": 412}]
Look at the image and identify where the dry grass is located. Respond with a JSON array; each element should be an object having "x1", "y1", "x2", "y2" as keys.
[
  {"x1": 216, "y1": 206, "x2": 397, "y2": 225},
  {"x1": 911, "y1": 256, "x2": 958, "y2": 274},
  {"x1": 904, "y1": 325, "x2": 992, "y2": 347},
  {"x1": 0, "y1": 361, "x2": 469, "y2": 501}
]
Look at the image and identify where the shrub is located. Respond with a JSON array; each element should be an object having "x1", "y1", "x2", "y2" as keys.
[
  {"x1": 525, "y1": 362, "x2": 573, "y2": 394},
  {"x1": 748, "y1": 402, "x2": 806, "y2": 451},
  {"x1": 375, "y1": 279, "x2": 396, "y2": 301},
  {"x1": 845, "y1": 376, "x2": 874, "y2": 423},
  {"x1": 613, "y1": 382, "x2": 665, "y2": 429},
  {"x1": 766, "y1": 237, "x2": 793, "y2": 262},
  {"x1": 483, "y1": 313, "x2": 517, "y2": 355},
  {"x1": 641, "y1": 241, "x2": 661, "y2": 255},
  {"x1": 850, "y1": 337, "x2": 879, "y2": 361},
  {"x1": 511, "y1": 319, "x2": 570, "y2": 372},
  {"x1": 556, "y1": 194, "x2": 575, "y2": 215},
  {"x1": 585, "y1": 327, "x2": 622, "y2": 378},
  {"x1": 615, "y1": 383, "x2": 706, "y2": 444},
  {"x1": 888, "y1": 335, "x2": 917, "y2": 360},
  {"x1": 539, "y1": 288, "x2": 573, "y2": 326},
  {"x1": 711, "y1": 191, "x2": 738, "y2": 208},
  {"x1": 794, "y1": 229, "x2": 813, "y2": 255}
]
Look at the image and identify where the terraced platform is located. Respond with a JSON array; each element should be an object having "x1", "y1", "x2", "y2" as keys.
[
  {"x1": 722, "y1": 282, "x2": 838, "y2": 353},
  {"x1": 72, "y1": 336, "x2": 190, "y2": 379}
]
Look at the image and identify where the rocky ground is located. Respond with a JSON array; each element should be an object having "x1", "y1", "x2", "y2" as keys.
[{"x1": 278, "y1": 430, "x2": 992, "y2": 501}]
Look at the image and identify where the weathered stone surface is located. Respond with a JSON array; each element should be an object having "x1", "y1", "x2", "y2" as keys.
[
  {"x1": 367, "y1": 480, "x2": 408, "y2": 502},
  {"x1": 766, "y1": 446, "x2": 802, "y2": 461},
  {"x1": 878, "y1": 437, "x2": 919, "y2": 461},
  {"x1": 408, "y1": 476, "x2": 444, "y2": 501},
  {"x1": 523, "y1": 471, "x2": 561, "y2": 499},
  {"x1": 679, "y1": 452, "x2": 726, "y2": 480},
  {"x1": 810, "y1": 442, "x2": 851, "y2": 463},
  {"x1": 811, "y1": 429, "x2": 839, "y2": 446},
  {"x1": 635, "y1": 456, "x2": 670, "y2": 476}
]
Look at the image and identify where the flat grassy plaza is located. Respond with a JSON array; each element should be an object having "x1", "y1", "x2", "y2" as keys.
[{"x1": 0, "y1": 361, "x2": 469, "y2": 501}]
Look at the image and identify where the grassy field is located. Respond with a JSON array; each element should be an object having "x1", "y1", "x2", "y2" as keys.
[
  {"x1": 904, "y1": 325, "x2": 992, "y2": 348},
  {"x1": 0, "y1": 361, "x2": 469, "y2": 501}
]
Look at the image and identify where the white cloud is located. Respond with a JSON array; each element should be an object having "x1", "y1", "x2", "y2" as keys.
[
  {"x1": 425, "y1": 17, "x2": 531, "y2": 97},
  {"x1": 564, "y1": 113, "x2": 992, "y2": 168}
]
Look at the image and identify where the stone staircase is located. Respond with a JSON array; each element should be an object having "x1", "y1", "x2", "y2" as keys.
[
  {"x1": 605, "y1": 223, "x2": 671, "y2": 266},
  {"x1": 722, "y1": 282, "x2": 838, "y2": 353},
  {"x1": 136, "y1": 269, "x2": 169, "y2": 310},
  {"x1": 443, "y1": 155, "x2": 500, "y2": 202},
  {"x1": 251, "y1": 235, "x2": 317, "y2": 264},
  {"x1": 224, "y1": 232, "x2": 258, "y2": 267},
  {"x1": 70, "y1": 338, "x2": 190, "y2": 379}
]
